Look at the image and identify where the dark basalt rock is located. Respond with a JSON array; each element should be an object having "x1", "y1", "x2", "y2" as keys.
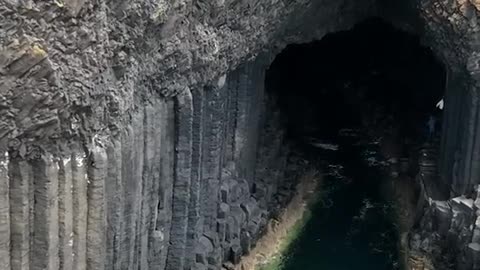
[{"x1": 1, "y1": 0, "x2": 480, "y2": 269}]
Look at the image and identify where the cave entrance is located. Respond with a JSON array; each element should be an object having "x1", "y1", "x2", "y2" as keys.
[
  {"x1": 267, "y1": 17, "x2": 446, "y2": 146},
  {"x1": 262, "y1": 17, "x2": 447, "y2": 269}
]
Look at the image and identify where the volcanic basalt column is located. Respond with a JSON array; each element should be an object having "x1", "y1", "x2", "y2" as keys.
[{"x1": 2, "y1": 0, "x2": 480, "y2": 269}]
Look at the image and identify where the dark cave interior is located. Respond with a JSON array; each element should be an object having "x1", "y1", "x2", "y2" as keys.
[
  {"x1": 266, "y1": 17, "x2": 447, "y2": 148},
  {"x1": 261, "y1": 18, "x2": 448, "y2": 269}
]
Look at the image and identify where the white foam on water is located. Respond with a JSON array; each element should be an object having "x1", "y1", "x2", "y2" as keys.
[{"x1": 309, "y1": 142, "x2": 339, "y2": 151}]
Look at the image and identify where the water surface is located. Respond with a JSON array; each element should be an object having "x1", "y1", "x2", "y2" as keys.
[{"x1": 278, "y1": 137, "x2": 399, "y2": 270}]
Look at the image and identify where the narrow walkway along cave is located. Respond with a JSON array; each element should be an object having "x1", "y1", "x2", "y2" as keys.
[{"x1": 260, "y1": 18, "x2": 446, "y2": 269}]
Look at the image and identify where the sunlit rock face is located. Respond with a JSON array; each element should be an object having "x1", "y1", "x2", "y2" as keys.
[{"x1": 1, "y1": 0, "x2": 480, "y2": 269}]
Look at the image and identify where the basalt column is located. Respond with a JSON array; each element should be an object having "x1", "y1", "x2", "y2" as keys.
[
  {"x1": 432, "y1": 66, "x2": 480, "y2": 199},
  {"x1": 180, "y1": 56, "x2": 293, "y2": 269},
  {"x1": 86, "y1": 141, "x2": 108, "y2": 270},
  {"x1": 0, "y1": 0, "x2": 386, "y2": 268},
  {"x1": 0, "y1": 97, "x2": 178, "y2": 270},
  {"x1": 439, "y1": 69, "x2": 472, "y2": 196},
  {"x1": 149, "y1": 99, "x2": 176, "y2": 270},
  {"x1": 0, "y1": 152, "x2": 10, "y2": 270},
  {"x1": 184, "y1": 88, "x2": 205, "y2": 270},
  {"x1": 166, "y1": 90, "x2": 194, "y2": 270}
]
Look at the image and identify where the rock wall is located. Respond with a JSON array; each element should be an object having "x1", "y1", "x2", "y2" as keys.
[
  {"x1": 4, "y1": 0, "x2": 480, "y2": 269},
  {"x1": 419, "y1": 0, "x2": 480, "y2": 197},
  {"x1": 369, "y1": 1, "x2": 480, "y2": 269},
  {"x1": 0, "y1": 55, "x2": 287, "y2": 270},
  {"x1": 0, "y1": 0, "x2": 377, "y2": 269},
  {"x1": 399, "y1": 2, "x2": 480, "y2": 269},
  {"x1": 381, "y1": 0, "x2": 480, "y2": 199},
  {"x1": 407, "y1": 146, "x2": 480, "y2": 269}
]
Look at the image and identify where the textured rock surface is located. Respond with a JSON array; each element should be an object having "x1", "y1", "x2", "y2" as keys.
[
  {"x1": 410, "y1": 144, "x2": 480, "y2": 269},
  {"x1": 2, "y1": 0, "x2": 480, "y2": 269}
]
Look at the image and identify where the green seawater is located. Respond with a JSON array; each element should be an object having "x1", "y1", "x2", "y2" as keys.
[{"x1": 261, "y1": 139, "x2": 399, "y2": 270}]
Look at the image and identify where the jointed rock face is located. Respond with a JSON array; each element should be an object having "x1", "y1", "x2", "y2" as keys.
[{"x1": 1, "y1": 0, "x2": 480, "y2": 269}]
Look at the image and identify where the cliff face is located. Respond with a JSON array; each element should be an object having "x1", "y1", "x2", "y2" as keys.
[{"x1": 1, "y1": 0, "x2": 480, "y2": 269}]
